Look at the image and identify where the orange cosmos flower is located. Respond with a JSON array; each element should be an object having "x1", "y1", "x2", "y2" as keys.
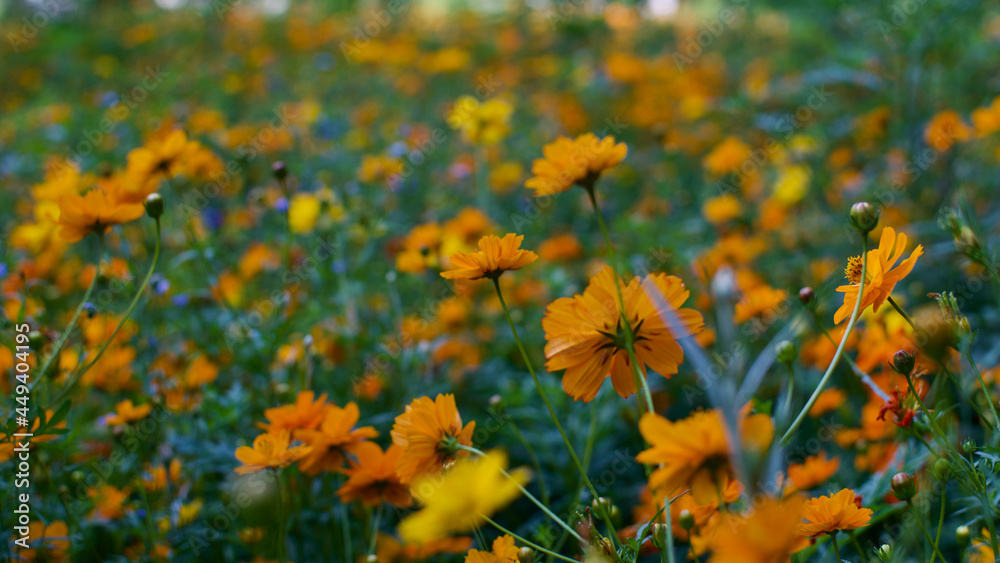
[
  {"x1": 542, "y1": 266, "x2": 704, "y2": 402},
  {"x1": 337, "y1": 442, "x2": 412, "y2": 508},
  {"x1": 391, "y1": 394, "x2": 476, "y2": 482},
  {"x1": 234, "y1": 430, "x2": 311, "y2": 474},
  {"x1": 707, "y1": 496, "x2": 810, "y2": 563},
  {"x1": 784, "y1": 452, "x2": 840, "y2": 494},
  {"x1": 637, "y1": 407, "x2": 773, "y2": 504},
  {"x1": 56, "y1": 189, "x2": 146, "y2": 243},
  {"x1": 258, "y1": 390, "x2": 331, "y2": 436},
  {"x1": 440, "y1": 233, "x2": 538, "y2": 281},
  {"x1": 464, "y1": 535, "x2": 519, "y2": 563},
  {"x1": 834, "y1": 226, "x2": 923, "y2": 324},
  {"x1": 121, "y1": 129, "x2": 198, "y2": 201},
  {"x1": 104, "y1": 400, "x2": 153, "y2": 426},
  {"x1": 799, "y1": 488, "x2": 873, "y2": 537},
  {"x1": 296, "y1": 402, "x2": 378, "y2": 475},
  {"x1": 525, "y1": 133, "x2": 627, "y2": 195}
]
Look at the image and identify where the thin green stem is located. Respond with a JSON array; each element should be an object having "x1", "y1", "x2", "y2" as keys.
[
  {"x1": 909, "y1": 501, "x2": 947, "y2": 562},
  {"x1": 33, "y1": 235, "x2": 103, "y2": 386},
  {"x1": 368, "y1": 503, "x2": 383, "y2": 556},
  {"x1": 47, "y1": 221, "x2": 161, "y2": 407},
  {"x1": 273, "y1": 468, "x2": 287, "y2": 563},
  {"x1": 930, "y1": 487, "x2": 945, "y2": 563},
  {"x1": 966, "y1": 350, "x2": 1000, "y2": 432},
  {"x1": 782, "y1": 234, "x2": 869, "y2": 444},
  {"x1": 509, "y1": 419, "x2": 550, "y2": 505},
  {"x1": 491, "y1": 278, "x2": 619, "y2": 545},
  {"x1": 830, "y1": 533, "x2": 843, "y2": 563},
  {"x1": 661, "y1": 492, "x2": 676, "y2": 563},
  {"x1": 460, "y1": 444, "x2": 585, "y2": 544},
  {"x1": 482, "y1": 515, "x2": 578, "y2": 563}
]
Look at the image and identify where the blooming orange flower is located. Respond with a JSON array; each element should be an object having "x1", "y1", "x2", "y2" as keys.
[
  {"x1": 525, "y1": 133, "x2": 627, "y2": 195},
  {"x1": 104, "y1": 400, "x2": 153, "y2": 426},
  {"x1": 259, "y1": 391, "x2": 331, "y2": 436},
  {"x1": 88, "y1": 485, "x2": 131, "y2": 520},
  {"x1": 13, "y1": 520, "x2": 69, "y2": 562},
  {"x1": 637, "y1": 407, "x2": 773, "y2": 504},
  {"x1": 440, "y1": 233, "x2": 538, "y2": 281},
  {"x1": 56, "y1": 189, "x2": 145, "y2": 243},
  {"x1": 464, "y1": 534, "x2": 519, "y2": 563},
  {"x1": 234, "y1": 431, "x2": 311, "y2": 474},
  {"x1": 542, "y1": 266, "x2": 704, "y2": 402},
  {"x1": 296, "y1": 401, "x2": 379, "y2": 475},
  {"x1": 337, "y1": 442, "x2": 412, "y2": 507},
  {"x1": 834, "y1": 227, "x2": 923, "y2": 324},
  {"x1": 391, "y1": 394, "x2": 476, "y2": 482},
  {"x1": 784, "y1": 452, "x2": 840, "y2": 494},
  {"x1": 707, "y1": 496, "x2": 809, "y2": 562},
  {"x1": 799, "y1": 488, "x2": 873, "y2": 536},
  {"x1": 122, "y1": 128, "x2": 199, "y2": 201}
]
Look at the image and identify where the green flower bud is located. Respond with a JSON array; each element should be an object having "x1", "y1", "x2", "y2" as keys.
[
  {"x1": 874, "y1": 543, "x2": 893, "y2": 561},
  {"x1": 517, "y1": 547, "x2": 535, "y2": 563},
  {"x1": 890, "y1": 472, "x2": 916, "y2": 501},
  {"x1": 678, "y1": 509, "x2": 695, "y2": 531},
  {"x1": 775, "y1": 340, "x2": 797, "y2": 364},
  {"x1": 145, "y1": 192, "x2": 164, "y2": 219},
  {"x1": 889, "y1": 350, "x2": 915, "y2": 376},
  {"x1": 849, "y1": 202, "x2": 880, "y2": 234},
  {"x1": 957, "y1": 525, "x2": 971, "y2": 547},
  {"x1": 932, "y1": 458, "x2": 951, "y2": 482}
]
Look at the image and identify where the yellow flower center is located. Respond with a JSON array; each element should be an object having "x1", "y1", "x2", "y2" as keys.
[{"x1": 844, "y1": 256, "x2": 864, "y2": 284}]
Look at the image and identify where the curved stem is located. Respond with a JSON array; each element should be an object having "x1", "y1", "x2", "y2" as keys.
[
  {"x1": 47, "y1": 220, "x2": 161, "y2": 408},
  {"x1": 930, "y1": 487, "x2": 945, "y2": 563},
  {"x1": 909, "y1": 500, "x2": 948, "y2": 562},
  {"x1": 886, "y1": 296, "x2": 916, "y2": 329},
  {"x1": 491, "y1": 278, "x2": 619, "y2": 545},
  {"x1": 32, "y1": 236, "x2": 104, "y2": 387},
  {"x1": 482, "y1": 515, "x2": 578, "y2": 563},
  {"x1": 782, "y1": 235, "x2": 869, "y2": 444},
  {"x1": 461, "y1": 445, "x2": 585, "y2": 544}
]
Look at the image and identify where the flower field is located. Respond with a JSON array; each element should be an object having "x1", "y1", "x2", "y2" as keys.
[{"x1": 4, "y1": 1, "x2": 1000, "y2": 561}]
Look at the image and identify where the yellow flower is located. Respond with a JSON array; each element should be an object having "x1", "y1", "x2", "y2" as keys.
[
  {"x1": 834, "y1": 226, "x2": 923, "y2": 324},
  {"x1": 525, "y1": 133, "x2": 627, "y2": 195},
  {"x1": 440, "y1": 234, "x2": 538, "y2": 281},
  {"x1": 448, "y1": 96, "x2": 514, "y2": 146},
  {"x1": 398, "y1": 450, "x2": 529, "y2": 544},
  {"x1": 702, "y1": 194, "x2": 743, "y2": 224},
  {"x1": 288, "y1": 193, "x2": 321, "y2": 234}
]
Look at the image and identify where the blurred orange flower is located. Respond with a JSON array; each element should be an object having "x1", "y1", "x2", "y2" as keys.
[
  {"x1": 234, "y1": 431, "x2": 311, "y2": 474},
  {"x1": 525, "y1": 133, "x2": 627, "y2": 195}
]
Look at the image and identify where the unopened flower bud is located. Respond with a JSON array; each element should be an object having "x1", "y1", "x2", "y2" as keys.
[
  {"x1": 798, "y1": 286, "x2": 815, "y2": 304},
  {"x1": 678, "y1": 509, "x2": 695, "y2": 531},
  {"x1": 272, "y1": 161, "x2": 288, "y2": 181},
  {"x1": 849, "y1": 202, "x2": 880, "y2": 234},
  {"x1": 957, "y1": 525, "x2": 971, "y2": 547},
  {"x1": 650, "y1": 523, "x2": 667, "y2": 549},
  {"x1": 28, "y1": 330, "x2": 44, "y2": 349},
  {"x1": 891, "y1": 472, "x2": 916, "y2": 501},
  {"x1": 517, "y1": 547, "x2": 535, "y2": 563},
  {"x1": 889, "y1": 350, "x2": 915, "y2": 376},
  {"x1": 364, "y1": 556, "x2": 378, "y2": 563},
  {"x1": 775, "y1": 340, "x2": 797, "y2": 364},
  {"x1": 932, "y1": 458, "x2": 951, "y2": 482},
  {"x1": 875, "y1": 544, "x2": 893, "y2": 561},
  {"x1": 145, "y1": 193, "x2": 164, "y2": 219},
  {"x1": 955, "y1": 226, "x2": 981, "y2": 256},
  {"x1": 962, "y1": 438, "x2": 976, "y2": 453}
]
